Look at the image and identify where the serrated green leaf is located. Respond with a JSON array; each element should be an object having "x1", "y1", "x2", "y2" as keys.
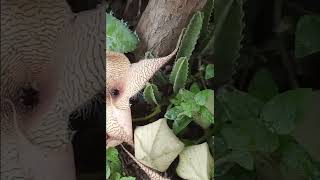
[
  {"x1": 248, "y1": 68, "x2": 278, "y2": 102},
  {"x1": 169, "y1": 57, "x2": 189, "y2": 93},
  {"x1": 205, "y1": 64, "x2": 214, "y2": 80},
  {"x1": 198, "y1": 0, "x2": 214, "y2": 47},
  {"x1": 176, "y1": 11, "x2": 204, "y2": 60},
  {"x1": 106, "y1": 13, "x2": 139, "y2": 53},
  {"x1": 143, "y1": 83, "x2": 161, "y2": 105},
  {"x1": 295, "y1": 15, "x2": 320, "y2": 58},
  {"x1": 262, "y1": 88, "x2": 312, "y2": 134},
  {"x1": 203, "y1": 0, "x2": 244, "y2": 83}
]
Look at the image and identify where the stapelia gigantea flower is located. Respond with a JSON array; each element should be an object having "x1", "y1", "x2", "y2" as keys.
[{"x1": 134, "y1": 118, "x2": 184, "y2": 172}]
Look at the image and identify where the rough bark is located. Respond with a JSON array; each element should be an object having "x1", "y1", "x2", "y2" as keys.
[{"x1": 135, "y1": 0, "x2": 206, "y2": 57}]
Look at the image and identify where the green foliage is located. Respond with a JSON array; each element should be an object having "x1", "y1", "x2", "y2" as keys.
[
  {"x1": 205, "y1": 64, "x2": 214, "y2": 80},
  {"x1": 143, "y1": 83, "x2": 161, "y2": 105},
  {"x1": 217, "y1": 88, "x2": 263, "y2": 122},
  {"x1": 261, "y1": 88, "x2": 312, "y2": 134},
  {"x1": 169, "y1": 57, "x2": 189, "y2": 93},
  {"x1": 224, "y1": 150, "x2": 254, "y2": 170},
  {"x1": 295, "y1": 15, "x2": 320, "y2": 58},
  {"x1": 176, "y1": 12, "x2": 204, "y2": 60},
  {"x1": 106, "y1": 147, "x2": 136, "y2": 180},
  {"x1": 248, "y1": 68, "x2": 278, "y2": 102},
  {"x1": 106, "y1": 13, "x2": 139, "y2": 53},
  {"x1": 165, "y1": 88, "x2": 214, "y2": 132},
  {"x1": 204, "y1": 0, "x2": 244, "y2": 83},
  {"x1": 198, "y1": 0, "x2": 214, "y2": 47},
  {"x1": 279, "y1": 137, "x2": 316, "y2": 178}
]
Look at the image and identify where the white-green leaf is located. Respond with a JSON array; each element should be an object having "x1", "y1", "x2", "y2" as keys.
[
  {"x1": 143, "y1": 83, "x2": 161, "y2": 105},
  {"x1": 169, "y1": 57, "x2": 189, "y2": 93}
]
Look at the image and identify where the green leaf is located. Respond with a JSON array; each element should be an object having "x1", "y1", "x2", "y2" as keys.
[
  {"x1": 221, "y1": 118, "x2": 279, "y2": 153},
  {"x1": 176, "y1": 89, "x2": 195, "y2": 102},
  {"x1": 225, "y1": 150, "x2": 254, "y2": 170},
  {"x1": 165, "y1": 106, "x2": 184, "y2": 120},
  {"x1": 106, "y1": 13, "x2": 139, "y2": 53},
  {"x1": 217, "y1": 88, "x2": 263, "y2": 123},
  {"x1": 190, "y1": 82, "x2": 201, "y2": 93},
  {"x1": 106, "y1": 162, "x2": 111, "y2": 179},
  {"x1": 195, "y1": 89, "x2": 214, "y2": 106},
  {"x1": 169, "y1": 57, "x2": 189, "y2": 93},
  {"x1": 193, "y1": 106, "x2": 214, "y2": 129},
  {"x1": 295, "y1": 15, "x2": 320, "y2": 58},
  {"x1": 198, "y1": 0, "x2": 214, "y2": 47},
  {"x1": 261, "y1": 88, "x2": 312, "y2": 134},
  {"x1": 107, "y1": 147, "x2": 122, "y2": 174},
  {"x1": 280, "y1": 138, "x2": 315, "y2": 178},
  {"x1": 203, "y1": 0, "x2": 244, "y2": 83},
  {"x1": 176, "y1": 11, "x2": 204, "y2": 60},
  {"x1": 109, "y1": 172, "x2": 121, "y2": 180},
  {"x1": 173, "y1": 116, "x2": 193, "y2": 134},
  {"x1": 200, "y1": 106, "x2": 214, "y2": 124},
  {"x1": 248, "y1": 68, "x2": 278, "y2": 102},
  {"x1": 181, "y1": 102, "x2": 201, "y2": 116},
  {"x1": 205, "y1": 64, "x2": 214, "y2": 80},
  {"x1": 143, "y1": 83, "x2": 161, "y2": 105}
]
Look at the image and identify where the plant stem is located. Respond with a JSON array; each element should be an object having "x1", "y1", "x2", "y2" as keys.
[
  {"x1": 133, "y1": 105, "x2": 161, "y2": 122},
  {"x1": 198, "y1": 59, "x2": 208, "y2": 89},
  {"x1": 195, "y1": 127, "x2": 215, "y2": 144},
  {"x1": 273, "y1": 0, "x2": 299, "y2": 88}
]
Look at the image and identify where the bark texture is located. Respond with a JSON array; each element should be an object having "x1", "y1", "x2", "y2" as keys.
[{"x1": 135, "y1": 0, "x2": 206, "y2": 57}]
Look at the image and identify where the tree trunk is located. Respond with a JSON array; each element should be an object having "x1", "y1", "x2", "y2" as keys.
[{"x1": 135, "y1": 0, "x2": 206, "y2": 57}]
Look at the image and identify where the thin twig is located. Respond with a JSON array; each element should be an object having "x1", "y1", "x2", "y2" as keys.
[
  {"x1": 133, "y1": 105, "x2": 162, "y2": 122},
  {"x1": 273, "y1": 0, "x2": 299, "y2": 88}
]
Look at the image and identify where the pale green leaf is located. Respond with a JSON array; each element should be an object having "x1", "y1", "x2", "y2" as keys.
[
  {"x1": 169, "y1": 57, "x2": 189, "y2": 93},
  {"x1": 176, "y1": 12, "x2": 204, "y2": 60},
  {"x1": 106, "y1": 13, "x2": 139, "y2": 53},
  {"x1": 143, "y1": 83, "x2": 161, "y2": 105}
]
